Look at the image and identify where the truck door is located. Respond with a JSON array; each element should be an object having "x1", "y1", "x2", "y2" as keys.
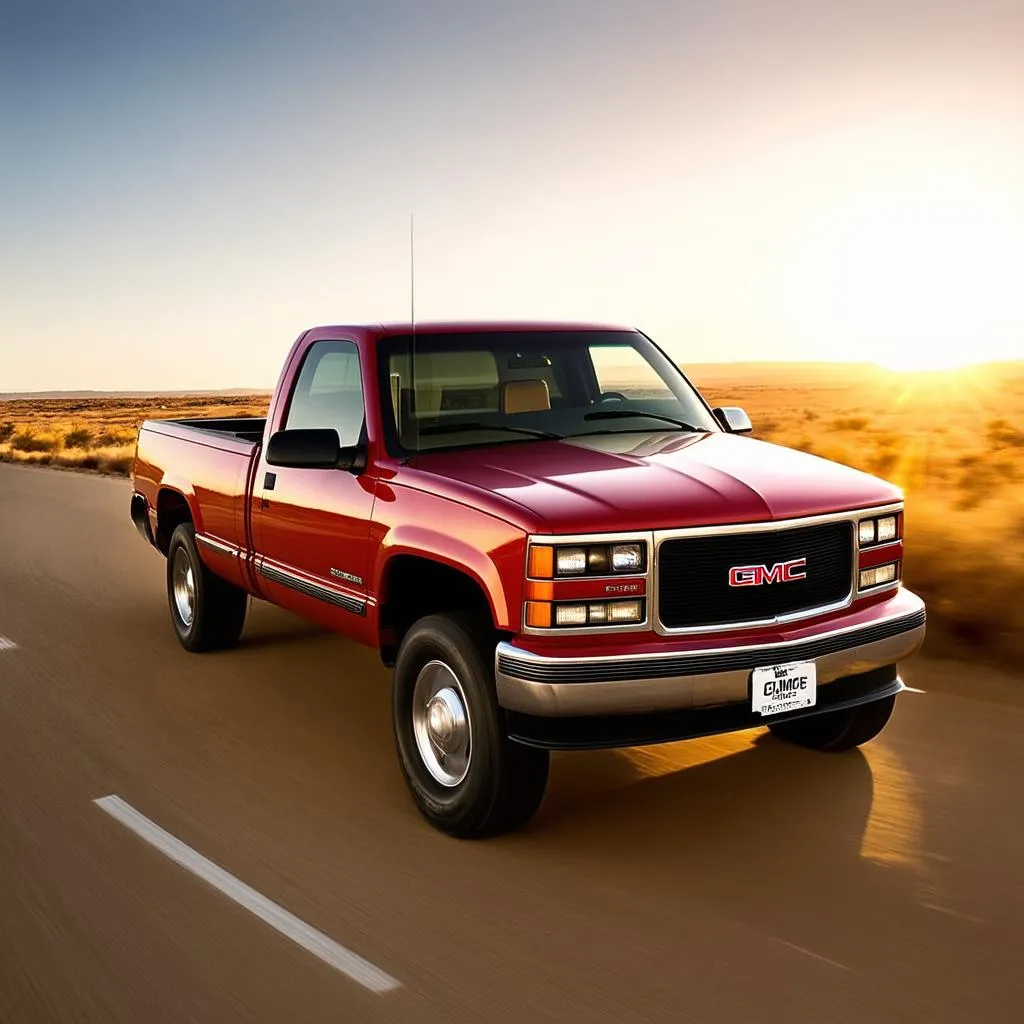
[{"x1": 251, "y1": 338, "x2": 376, "y2": 639}]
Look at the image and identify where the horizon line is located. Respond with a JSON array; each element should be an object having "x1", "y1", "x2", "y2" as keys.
[{"x1": 3, "y1": 358, "x2": 1021, "y2": 400}]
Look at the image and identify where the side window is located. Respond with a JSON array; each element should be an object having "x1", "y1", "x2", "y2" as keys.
[
  {"x1": 589, "y1": 344, "x2": 674, "y2": 399},
  {"x1": 285, "y1": 340, "x2": 365, "y2": 445}
]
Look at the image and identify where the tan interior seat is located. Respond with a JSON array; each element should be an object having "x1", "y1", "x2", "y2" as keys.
[{"x1": 501, "y1": 379, "x2": 551, "y2": 414}]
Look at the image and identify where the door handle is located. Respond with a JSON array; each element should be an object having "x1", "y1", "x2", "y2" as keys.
[{"x1": 264, "y1": 472, "x2": 276, "y2": 490}]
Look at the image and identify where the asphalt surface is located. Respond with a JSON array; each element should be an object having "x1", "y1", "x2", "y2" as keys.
[{"x1": 2, "y1": 462, "x2": 1023, "y2": 1024}]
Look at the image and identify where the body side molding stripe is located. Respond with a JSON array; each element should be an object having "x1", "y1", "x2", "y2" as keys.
[
  {"x1": 257, "y1": 561, "x2": 367, "y2": 616},
  {"x1": 195, "y1": 533, "x2": 241, "y2": 558}
]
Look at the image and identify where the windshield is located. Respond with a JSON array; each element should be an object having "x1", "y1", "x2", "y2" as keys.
[{"x1": 376, "y1": 329, "x2": 720, "y2": 455}]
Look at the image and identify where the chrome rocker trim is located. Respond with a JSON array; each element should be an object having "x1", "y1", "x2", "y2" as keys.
[
  {"x1": 195, "y1": 533, "x2": 240, "y2": 558},
  {"x1": 256, "y1": 560, "x2": 367, "y2": 616},
  {"x1": 495, "y1": 592, "x2": 926, "y2": 717}
]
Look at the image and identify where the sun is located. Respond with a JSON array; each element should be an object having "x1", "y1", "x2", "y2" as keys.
[
  {"x1": 873, "y1": 350, "x2": 976, "y2": 373},
  {"x1": 790, "y1": 171, "x2": 1024, "y2": 372}
]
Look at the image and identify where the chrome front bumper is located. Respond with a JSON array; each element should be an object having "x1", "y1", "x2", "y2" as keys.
[{"x1": 495, "y1": 590, "x2": 926, "y2": 718}]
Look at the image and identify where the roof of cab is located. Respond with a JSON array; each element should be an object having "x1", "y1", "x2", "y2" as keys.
[{"x1": 307, "y1": 320, "x2": 638, "y2": 338}]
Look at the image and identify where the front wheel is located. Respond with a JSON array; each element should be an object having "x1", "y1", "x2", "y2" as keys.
[
  {"x1": 166, "y1": 523, "x2": 248, "y2": 653},
  {"x1": 768, "y1": 694, "x2": 896, "y2": 752},
  {"x1": 392, "y1": 613, "x2": 549, "y2": 838}
]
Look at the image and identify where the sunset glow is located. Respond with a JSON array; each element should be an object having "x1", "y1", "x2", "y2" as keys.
[{"x1": 780, "y1": 166, "x2": 1024, "y2": 373}]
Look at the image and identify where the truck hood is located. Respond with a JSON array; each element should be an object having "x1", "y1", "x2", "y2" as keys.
[{"x1": 408, "y1": 431, "x2": 901, "y2": 533}]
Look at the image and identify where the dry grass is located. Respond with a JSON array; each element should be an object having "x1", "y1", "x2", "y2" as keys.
[
  {"x1": 0, "y1": 394, "x2": 269, "y2": 475},
  {"x1": 3, "y1": 363, "x2": 1022, "y2": 672},
  {"x1": 692, "y1": 360, "x2": 1024, "y2": 674}
]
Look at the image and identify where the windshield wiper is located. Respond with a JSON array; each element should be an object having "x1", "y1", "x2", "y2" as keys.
[
  {"x1": 580, "y1": 409, "x2": 704, "y2": 431},
  {"x1": 417, "y1": 421, "x2": 564, "y2": 440}
]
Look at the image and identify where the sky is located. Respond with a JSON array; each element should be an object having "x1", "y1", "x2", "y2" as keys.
[{"x1": 2, "y1": 0, "x2": 1024, "y2": 391}]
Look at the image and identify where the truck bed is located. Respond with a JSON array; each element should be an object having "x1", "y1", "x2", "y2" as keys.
[
  {"x1": 160, "y1": 416, "x2": 267, "y2": 445},
  {"x1": 132, "y1": 417, "x2": 265, "y2": 589}
]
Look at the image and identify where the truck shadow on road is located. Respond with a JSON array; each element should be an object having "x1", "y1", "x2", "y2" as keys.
[{"x1": 512, "y1": 729, "x2": 928, "y2": 966}]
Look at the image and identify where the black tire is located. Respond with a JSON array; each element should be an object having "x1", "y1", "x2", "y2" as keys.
[
  {"x1": 392, "y1": 612, "x2": 550, "y2": 838},
  {"x1": 166, "y1": 523, "x2": 248, "y2": 653},
  {"x1": 768, "y1": 694, "x2": 896, "y2": 752}
]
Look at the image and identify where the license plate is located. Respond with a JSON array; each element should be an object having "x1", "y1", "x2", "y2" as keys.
[{"x1": 751, "y1": 661, "x2": 817, "y2": 716}]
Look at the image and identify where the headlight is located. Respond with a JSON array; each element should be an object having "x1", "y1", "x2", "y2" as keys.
[
  {"x1": 877, "y1": 516, "x2": 898, "y2": 542},
  {"x1": 552, "y1": 599, "x2": 645, "y2": 627},
  {"x1": 529, "y1": 541, "x2": 647, "y2": 578},
  {"x1": 611, "y1": 543, "x2": 644, "y2": 572},
  {"x1": 859, "y1": 562, "x2": 899, "y2": 589},
  {"x1": 858, "y1": 511, "x2": 901, "y2": 547},
  {"x1": 555, "y1": 548, "x2": 587, "y2": 574}
]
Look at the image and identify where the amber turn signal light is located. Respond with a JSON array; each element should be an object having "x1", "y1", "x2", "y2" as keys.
[
  {"x1": 528, "y1": 545, "x2": 554, "y2": 578},
  {"x1": 524, "y1": 580, "x2": 554, "y2": 601},
  {"x1": 525, "y1": 601, "x2": 552, "y2": 628}
]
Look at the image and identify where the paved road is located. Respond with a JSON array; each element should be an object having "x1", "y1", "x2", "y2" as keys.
[{"x1": 2, "y1": 462, "x2": 1023, "y2": 1024}]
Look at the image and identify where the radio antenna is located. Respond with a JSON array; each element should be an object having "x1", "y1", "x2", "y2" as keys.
[
  {"x1": 408, "y1": 213, "x2": 417, "y2": 449},
  {"x1": 409, "y1": 212, "x2": 416, "y2": 333}
]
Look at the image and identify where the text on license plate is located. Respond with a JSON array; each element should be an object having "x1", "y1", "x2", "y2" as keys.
[{"x1": 751, "y1": 661, "x2": 817, "y2": 716}]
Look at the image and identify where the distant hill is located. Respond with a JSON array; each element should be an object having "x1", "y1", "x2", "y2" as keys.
[
  {"x1": 0, "y1": 388, "x2": 272, "y2": 401},
  {"x1": 3, "y1": 359, "x2": 1021, "y2": 400}
]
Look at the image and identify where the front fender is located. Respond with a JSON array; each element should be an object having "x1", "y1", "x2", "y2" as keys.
[{"x1": 374, "y1": 522, "x2": 526, "y2": 631}]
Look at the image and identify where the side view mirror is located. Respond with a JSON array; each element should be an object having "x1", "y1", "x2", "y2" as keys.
[
  {"x1": 712, "y1": 406, "x2": 753, "y2": 434},
  {"x1": 266, "y1": 428, "x2": 365, "y2": 471}
]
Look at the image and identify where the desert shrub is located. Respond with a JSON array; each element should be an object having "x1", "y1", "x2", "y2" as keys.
[
  {"x1": 64, "y1": 426, "x2": 94, "y2": 448},
  {"x1": 804, "y1": 410, "x2": 818, "y2": 421},
  {"x1": 94, "y1": 429, "x2": 135, "y2": 447},
  {"x1": 868, "y1": 449, "x2": 899, "y2": 477},
  {"x1": 987, "y1": 418, "x2": 1024, "y2": 449},
  {"x1": 832, "y1": 415, "x2": 870, "y2": 431},
  {"x1": 11, "y1": 430, "x2": 60, "y2": 453},
  {"x1": 0, "y1": 421, "x2": 15, "y2": 443},
  {"x1": 98, "y1": 453, "x2": 132, "y2": 475}
]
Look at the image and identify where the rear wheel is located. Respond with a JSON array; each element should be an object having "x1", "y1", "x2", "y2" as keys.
[
  {"x1": 392, "y1": 612, "x2": 549, "y2": 838},
  {"x1": 768, "y1": 694, "x2": 896, "y2": 752},
  {"x1": 166, "y1": 523, "x2": 248, "y2": 652}
]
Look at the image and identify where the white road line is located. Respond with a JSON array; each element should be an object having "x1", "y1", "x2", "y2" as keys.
[
  {"x1": 775, "y1": 938, "x2": 855, "y2": 973},
  {"x1": 0, "y1": 636, "x2": 17, "y2": 651},
  {"x1": 922, "y1": 902, "x2": 986, "y2": 925},
  {"x1": 94, "y1": 795, "x2": 401, "y2": 994}
]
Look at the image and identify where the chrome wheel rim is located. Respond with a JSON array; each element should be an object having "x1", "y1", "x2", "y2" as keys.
[
  {"x1": 172, "y1": 547, "x2": 196, "y2": 627},
  {"x1": 412, "y1": 660, "x2": 472, "y2": 787}
]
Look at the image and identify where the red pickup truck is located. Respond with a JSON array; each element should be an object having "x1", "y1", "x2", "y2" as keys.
[{"x1": 130, "y1": 321, "x2": 926, "y2": 837}]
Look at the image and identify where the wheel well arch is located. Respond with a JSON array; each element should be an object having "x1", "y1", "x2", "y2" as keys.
[
  {"x1": 154, "y1": 488, "x2": 193, "y2": 555},
  {"x1": 377, "y1": 554, "x2": 503, "y2": 666}
]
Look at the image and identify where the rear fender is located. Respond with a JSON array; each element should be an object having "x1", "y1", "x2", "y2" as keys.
[{"x1": 154, "y1": 478, "x2": 202, "y2": 551}]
